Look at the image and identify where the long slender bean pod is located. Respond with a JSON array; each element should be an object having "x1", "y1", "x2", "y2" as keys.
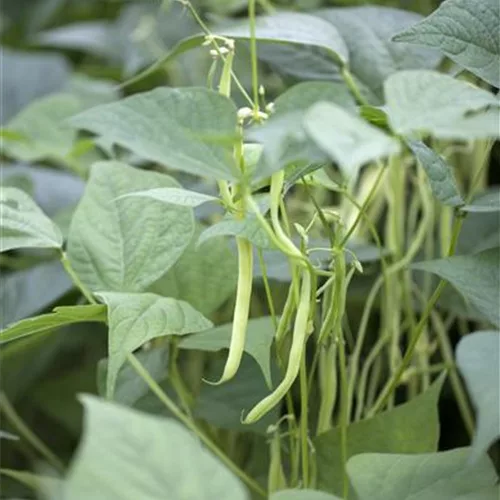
[{"x1": 243, "y1": 270, "x2": 311, "y2": 423}]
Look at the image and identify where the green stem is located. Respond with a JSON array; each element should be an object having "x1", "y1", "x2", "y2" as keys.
[
  {"x1": 127, "y1": 353, "x2": 266, "y2": 498},
  {"x1": 60, "y1": 251, "x2": 96, "y2": 304},
  {"x1": 338, "y1": 336, "x2": 349, "y2": 499},
  {"x1": 299, "y1": 356, "x2": 310, "y2": 488},
  {"x1": 0, "y1": 393, "x2": 65, "y2": 473},
  {"x1": 248, "y1": 0, "x2": 260, "y2": 118},
  {"x1": 341, "y1": 66, "x2": 368, "y2": 106},
  {"x1": 257, "y1": 247, "x2": 278, "y2": 330}
]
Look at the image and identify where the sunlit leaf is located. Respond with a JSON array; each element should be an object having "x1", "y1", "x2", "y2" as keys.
[{"x1": 118, "y1": 187, "x2": 219, "y2": 208}]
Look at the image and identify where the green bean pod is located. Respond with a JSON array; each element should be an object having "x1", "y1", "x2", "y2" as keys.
[
  {"x1": 208, "y1": 237, "x2": 253, "y2": 384},
  {"x1": 243, "y1": 269, "x2": 311, "y2": 423}
]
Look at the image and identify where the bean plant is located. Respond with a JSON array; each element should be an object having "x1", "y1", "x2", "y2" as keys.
[{"x1": 0, "y1": 0, "x2": 499, "y2": 498}]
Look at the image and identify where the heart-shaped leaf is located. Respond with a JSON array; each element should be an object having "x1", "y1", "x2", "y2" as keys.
[{"x1": 68, "y1": 161, "x2": 194, "y2": 293}]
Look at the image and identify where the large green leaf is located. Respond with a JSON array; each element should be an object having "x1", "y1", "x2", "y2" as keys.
[
  {"x1": 179, "y1": 316, "x2": 275, "y2": 388},
  {"x1": 271, "y1": 490, "x2": 342, "y2": 500},
  {"x1": 412, "y1": 247, "x2": 500, "y2": 327},
  {"x1": 347, "y1": 448, "x2": 499, "y2": 500},
  {"x1": 63, "y1": 396, "x2": 248, "y2": 500},
  {"x1": 67, "y1": 161, "x2": 194, "y2": 293},
  {"x1": 0, "y1": 187, "x2": 63, "y2": 251},
  {"x1": 98, "y1": 292, "x2": 212, "y2": 398},
  {"x1": 1, "y1": 93, "x2": 82, "y2": 162},
  {"x1": 385, "y1": 70, "x2": 499, "y2": 139},
  {"x1": 220, "y1": 12, "x2": 348, "y2": 66},
  {"x1": 69, "y1": 88, "x2": 239, "y2": 180},
  {"x1": 194, "y1": 354, "x2": 280, "y2": 433},
  {"x1": 406, "y1": 139, "x2": 464, "y2": 207},
  {"x1": 317, "y1": 6, "x2": 442, "y2": 100},
  {"x1": 304, "y1": 102, "x2": 400, "y2": 179},
  {"x1": 0, "y1": 305, "x2": 106, "y2": 344},
  {"x1": 149, "y1": 226, "x2": 237, "y2": 317},
  {"x1": 315, "y1": 377, "x2": 444, "y2": 496},
  {"x1": 119, "y1": 188, "x2": 219, "y2": 208},
  {"x1": 456, "y1": 331, "x2": 500, "y2": 463},
  {"x1": 393, "y1": 0, "x2": 500, "y2": 88}
]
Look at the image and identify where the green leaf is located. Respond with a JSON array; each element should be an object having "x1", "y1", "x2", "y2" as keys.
[
  {"x1": 97, "y1": 292, "x2": 212, "y2": 398},
  {"x1": 461, "y1": 188, "x2": 500, "y2": 213},
  {"x1": 1, "y1": 93, "x2": 82, "y2": 162},
  {"x1": 304, "y1": 102, "x2": 400, "y2": 179},
  {"x1": 118, "y1": 187, "x2": 219, "y2": 208},
  {"x1": 63, "y1": 395, "x2": 248, "y2": 500},
  {"x1": 0, "y1": 187, "x2": 63, "y2": 252},
  {"x1": 315, "y1": 376, "x2": 444, "y2": 496},
  {"x1": 271, "y1": 490, "x2": 342, "y2": 500},
  {"x1": 0, "y1": 305, "x2": 106, "y2": 344},
  {"x1": 179, "y1": 316, "x2": 275, "y2": 388},
  {"x1": 385, "y1": 70, "x2": 500, "y2": 139},
  {"x1": 97, "y1": 345, "x2": 170, "y2": 407},
  {"x1": 68, "y1": 161, "x2": 194, "y2": 293},
  {"x1": 412, "y1": 247, "x2": 500, "y2": 327},
  {"x1": 406, "y1": 139, "x2": 464, "y2": 207},
  {"x1": 317, "y1": 6, "x2": 442, "y2": 101},
  {"x1": 195, "y1": 354, "x2": 280, "y2": 433},
  {"x1": 65, "y1": 74, "x2": 120, "y2": 108},
  {"x1": 149, "y1": 226, "x2": 237, "y2": 317},
  {"x1": 392, "y1": 0, "x2": 500, "y2": 88},
  {"x1": 347, "y1": 448, "x2": 498, "y2": 500},
  {"x1": 220, "y1": 12, "x2": 348, "y2": 65},
  {"x1": 69, "y1": 88, "x2": 239, "y2": 181},
  {"x1": 456, "y1": 331, "x2": 500, "y2": 463},
  {"x1": 274, "y1": 81, "x2": 356, "y2": 115}
]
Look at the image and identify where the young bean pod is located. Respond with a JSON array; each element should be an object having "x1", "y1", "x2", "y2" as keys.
[
  {"x1": 243, "y1": 269, "x2": 312, "y2": 423},
  {"x1": 207, "y1": 237, "x2": 253, "y2": 384}
]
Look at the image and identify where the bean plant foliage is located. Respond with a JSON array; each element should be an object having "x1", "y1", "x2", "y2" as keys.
[{"x1": 0, "y1": 0, "x2": 499, "y2": 499}]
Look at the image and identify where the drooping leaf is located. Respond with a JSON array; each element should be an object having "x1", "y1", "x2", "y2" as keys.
[
  {"x1": 0, "y1": 187, "x2": 63, "y2": 252},
  {"x1": 317, "y1": 6, "x2": 442, "y2": 100},
  {"x1": 0, "y1": 48, "x2": 69, "y2": 124},
  {"x1": 195, "y1": 354, "x2": 280, "y2": 433},
  {"x1": 97, "y1": 291, "x2": 212, "y2": 398},
  {"x1": 393, "y1": 0, "x2": 500, "y2": 88},
  {"x1": 274, "y1": 81, "x2": 356, "y2": 115},
  {"x1": 271, "y1": 490, "x2": 342, "y2": 500},
  {"x1": 67, "y1": 161, "x2": 194, "y2": 293},
  {"x1": 406, "y1": 139, "x2": 464, "y2": 207},
  {"x1": 97, "y1": 344, "x2": 170, "y2": 407},
  {"x1": 179, "y1": 316, "x2": 275, "y2": 388},
  {"x1": 315, "y1": 376, "x2": 444, "y2": 496},
  {"x1": 118, "y1": 187, "x2": 219, "y2": 208},
  {"x1": 1, "y1": 93, "x2": 82, "y2": 162},
  {"x1": 412, "y1": 247, "x2": 500, "y2": 327},
  {"x1": 456, "y1": 331, "x2": 500, "y2": 463},
  {"x1": 347, "y1": 448, "x2": 498, "y2": 500},
  {"x1": 0, "y1": 305, "x2": 106, "y2": 344},
  {"x1": 304, "y1": 102, "x2": 400, "y2": 179},
  {"x1": 69, "y1": 88, "x2": 239, "y2": 180},
  {"x1": 0, "y1": 261, "x2": 72, "y2": 329},
  {"x1": 63, "y1": 395, "x2": 248, "y2": 500},
  {"x1": 461, "y1": 188, "x2": 500, "y2": 213},
  {"x1": 149, "y1": 226, "x2": 237, "y2": 317},
  {"x1": 385, "y1": 70, "x2": 500, "y2": 139},
  {"x1": 219, "y1": 12, "x2": 348, "y2": 66}
]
